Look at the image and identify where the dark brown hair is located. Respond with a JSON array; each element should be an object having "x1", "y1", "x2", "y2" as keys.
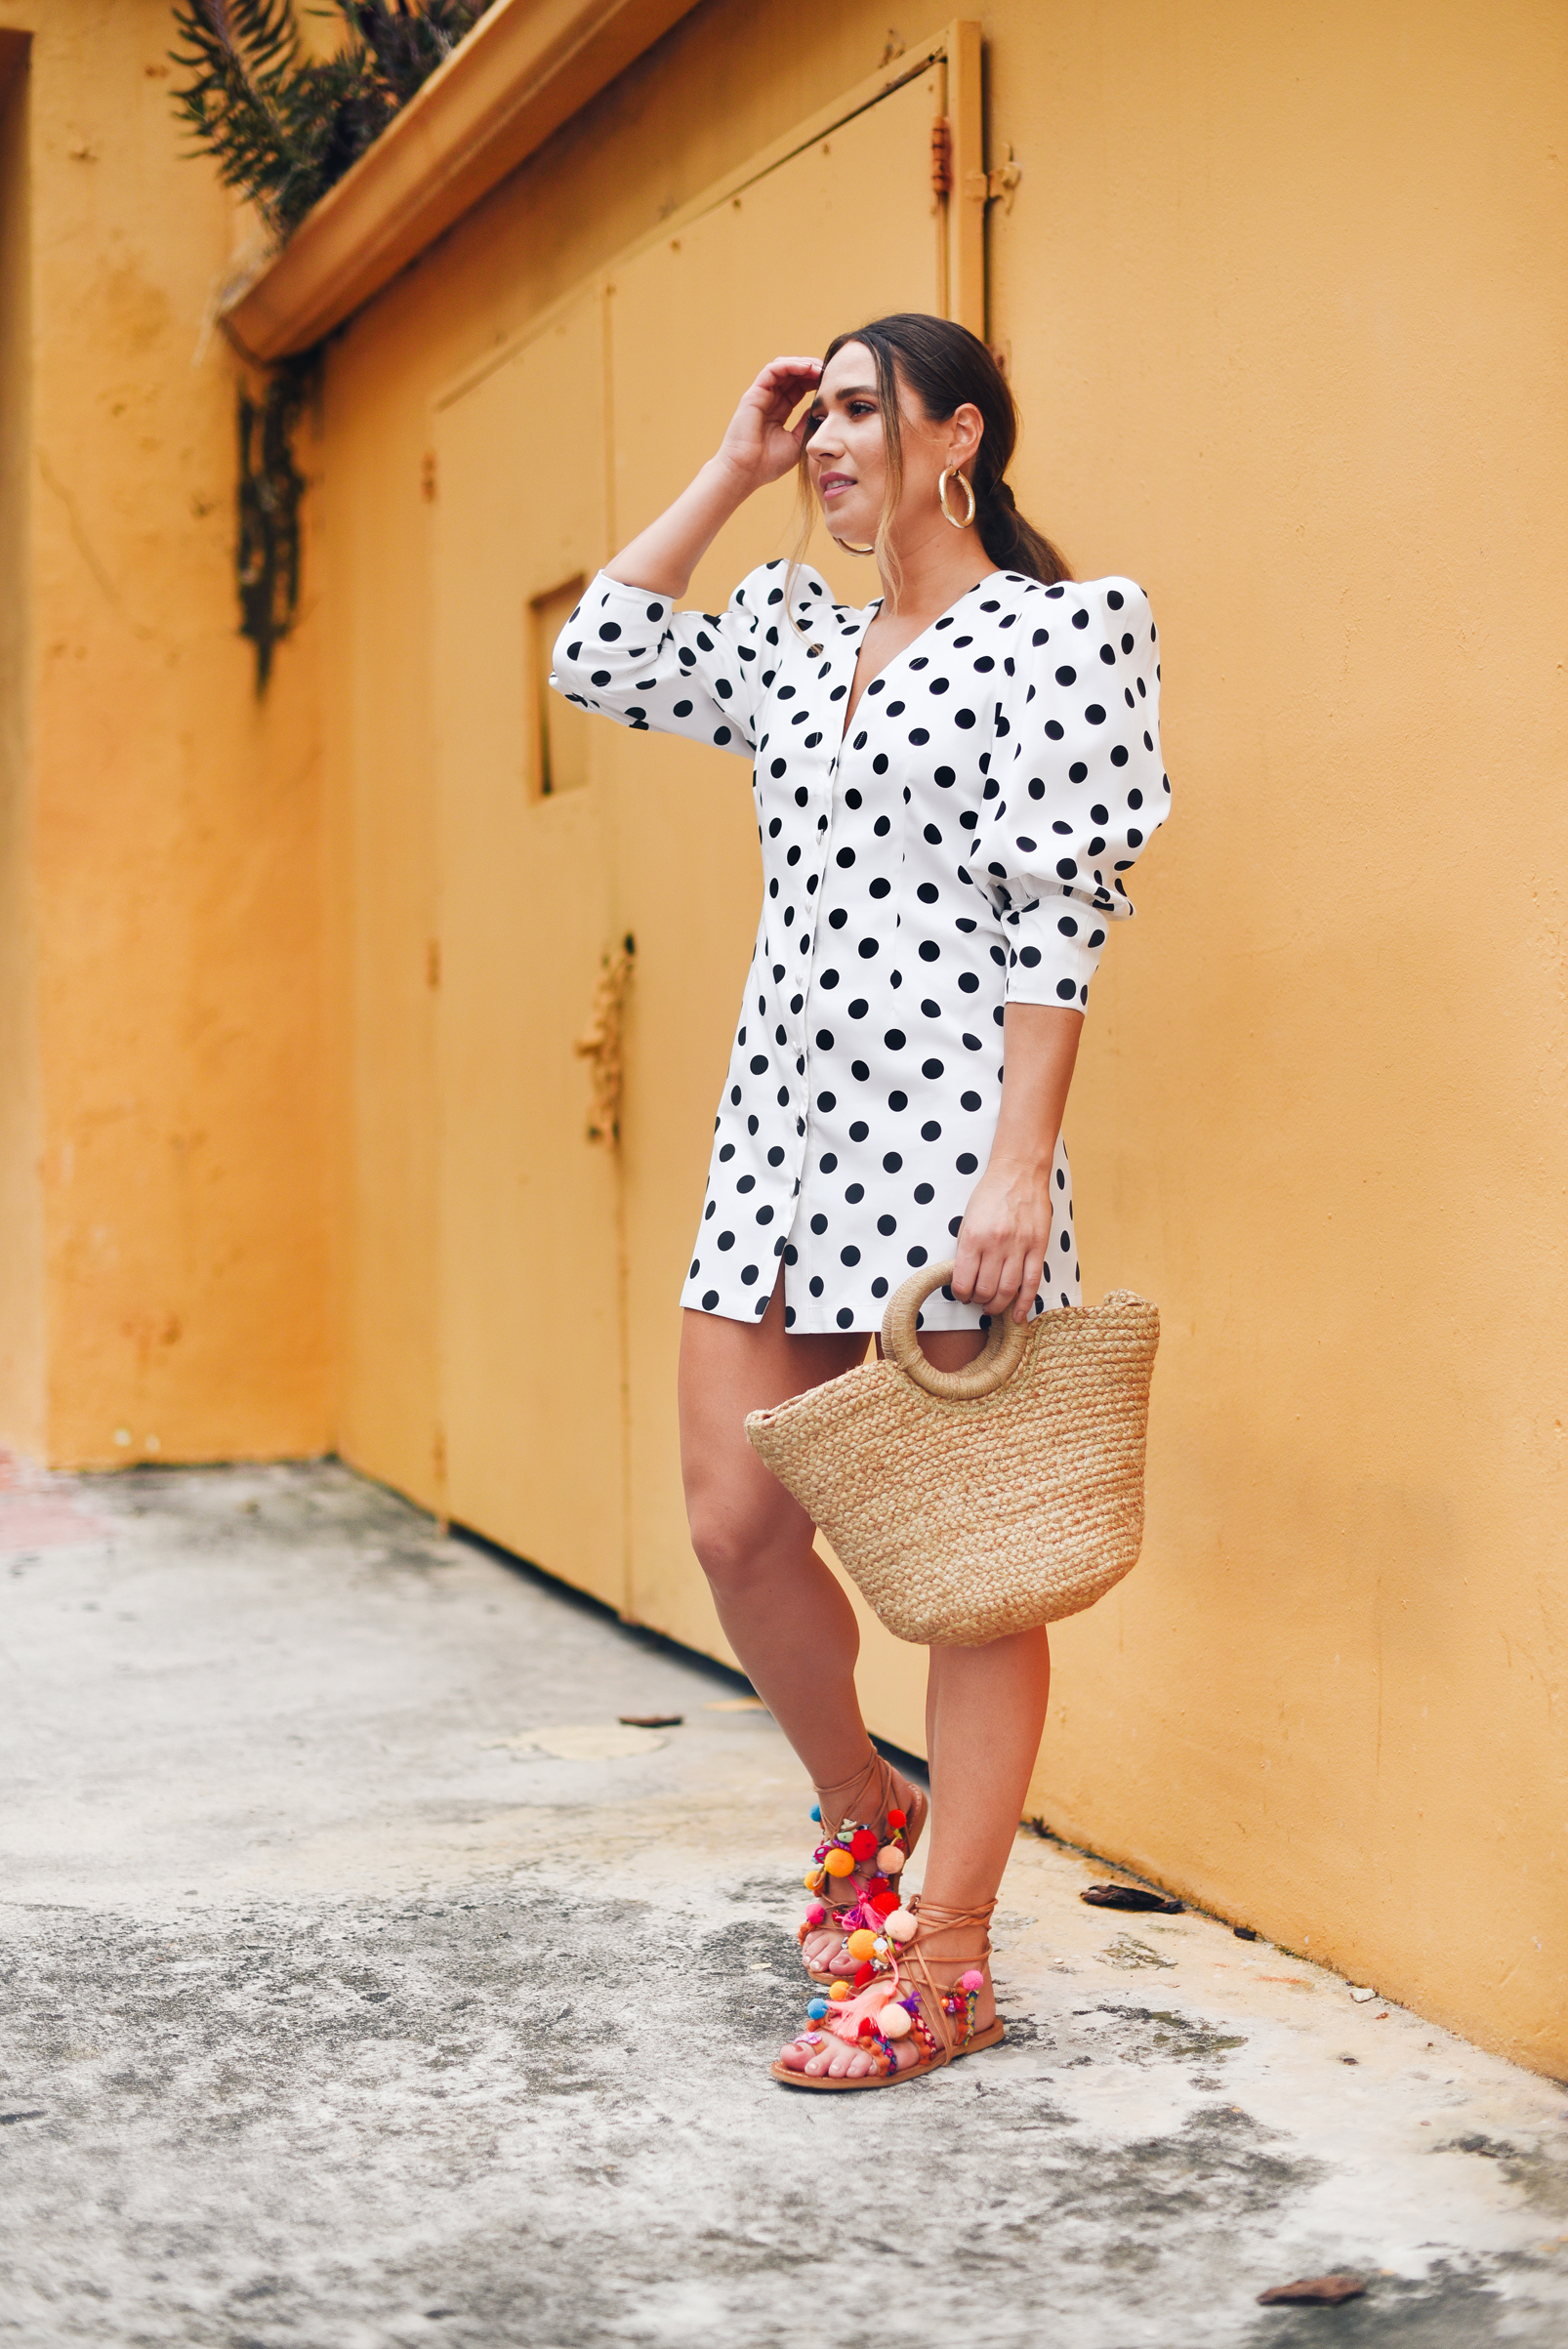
[{"x1": 798, "y1": 312, "x2": 1072, "y2": 605}]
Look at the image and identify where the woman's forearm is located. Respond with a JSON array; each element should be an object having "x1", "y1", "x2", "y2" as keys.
[
  {"x1": 603, "y1": 458, "x2": 755, "y2": 598},
  {"x1": 989, "y1": 1003, "x2": 1083, "y2": 1174},
  {"x1": 952, "y1": 1002, "x2": 1084, "y2": 1320}
]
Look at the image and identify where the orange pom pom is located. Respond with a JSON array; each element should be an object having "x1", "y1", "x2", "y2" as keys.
[
  {"x1": 846, "y1": 1929, "x2": 878, "y2": 1961},
  {"x1": 823, "y1": 1847, "x2": 854, "y2": 1878},
  {"x1": 828, "y1": 1980, "x2": 850, "y2": 2000}
]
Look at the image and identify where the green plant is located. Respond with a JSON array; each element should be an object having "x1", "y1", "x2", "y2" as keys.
[
  {"x1": 171, "y1": 6, "x2": 490, "y2": 686},
  {"x1": 170, "y1": 1, "x2": 493, "y2": 240}
]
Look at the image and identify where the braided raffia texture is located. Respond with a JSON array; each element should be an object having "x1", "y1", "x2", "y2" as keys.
[{"x1": 746, "y1": 1292, "x2": 1160, "y2": 1647}]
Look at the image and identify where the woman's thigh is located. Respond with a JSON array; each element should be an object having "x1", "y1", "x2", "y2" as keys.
[
  {"x1": 677, "y1": 1284, "x2": 988, "y2": 1570},
  {"x1": 678, "y1": 1280, "x2": 864, "y2": 1565}
]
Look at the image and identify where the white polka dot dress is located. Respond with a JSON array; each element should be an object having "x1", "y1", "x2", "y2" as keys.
[{"x1": 552, "y1": 562, "x2": 1168, "y2": 1332}]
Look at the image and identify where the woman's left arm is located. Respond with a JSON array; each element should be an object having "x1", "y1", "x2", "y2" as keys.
[{"x1": 951, "y1": 1005, "x2": 1082, "y2": 1325}]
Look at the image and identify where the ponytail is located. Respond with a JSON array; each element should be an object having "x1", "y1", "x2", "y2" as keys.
[{"x1": 974, "y1": 473, "x2": 1070, "y2": 587}]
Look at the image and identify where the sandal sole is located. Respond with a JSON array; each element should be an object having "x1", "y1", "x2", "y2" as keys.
[{"x1": 770, "y1": 2018, "x2": 1005, "y2": 2090}]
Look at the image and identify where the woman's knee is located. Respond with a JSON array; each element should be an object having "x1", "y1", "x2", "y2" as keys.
[{"x1": 685, "y1": 1488, "x2": 797, "y2": 1595}]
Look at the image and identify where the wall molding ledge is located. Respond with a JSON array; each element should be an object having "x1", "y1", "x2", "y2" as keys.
[{"x1": 224, "y1": 0, "x2": 701, "y2": 361}]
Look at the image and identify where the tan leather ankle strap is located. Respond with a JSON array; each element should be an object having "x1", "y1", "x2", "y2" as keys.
[
  {"x1": 897, "y1": 1896, "x2": 994, "y2": 2068},
  {"x1": 909, "y1": 1894, "x2": 996, "y2": 1938},
  {"x1": 812, "y1": 1749, "x2": 885, "y2": 1830}
]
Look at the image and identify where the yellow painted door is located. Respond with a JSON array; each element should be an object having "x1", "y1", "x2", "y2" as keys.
[
  {"x1": 431, "y1": 298, "x2": 629, "y2": 1608},
  {"x1": 605, "y1": 62, "x2": 950, "y2": 1748}
]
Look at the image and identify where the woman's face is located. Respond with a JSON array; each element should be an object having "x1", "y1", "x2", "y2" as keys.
[{"x1": 805, "y1": 341, "x2": 980, "y2": 551}]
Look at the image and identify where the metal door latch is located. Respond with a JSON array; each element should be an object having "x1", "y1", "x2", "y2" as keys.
[{"x1": 575, "y1": 935, "x2": 636, "y2": 1144}]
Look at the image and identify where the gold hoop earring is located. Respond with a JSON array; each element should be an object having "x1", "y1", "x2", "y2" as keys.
[
  {"x1": 938, "y1": 467, "x2": 976, "y2": 529},
  {"x1": 834, "y1": 535, "x2": 877, "y2": 556}
]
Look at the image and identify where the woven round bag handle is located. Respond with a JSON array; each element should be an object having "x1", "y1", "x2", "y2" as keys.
[{"x1": 882, "y1": 1259, "x2": 1032, "y2": 1400}]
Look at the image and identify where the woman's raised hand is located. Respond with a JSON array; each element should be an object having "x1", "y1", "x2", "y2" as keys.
[
  {"x1": 715, "y1": 357, "x2": 824, "y2": 491},
  {"x1": 603, "y1": 357, "x2": 821, "y2": 598}
]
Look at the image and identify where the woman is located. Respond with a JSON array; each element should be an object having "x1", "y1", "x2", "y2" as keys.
[{"x1": 553, "y1": 313, "x2": 1168, "y2": 2087}]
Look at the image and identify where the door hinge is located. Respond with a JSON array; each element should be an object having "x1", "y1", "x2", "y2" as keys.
[{"x1": 930, "y1": 116, "x2": 952, "y2": 197}]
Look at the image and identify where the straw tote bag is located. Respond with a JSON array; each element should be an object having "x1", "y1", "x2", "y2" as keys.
[{"x1": 745, "y1": 1261, "x2": 1159, "y2": 1647}]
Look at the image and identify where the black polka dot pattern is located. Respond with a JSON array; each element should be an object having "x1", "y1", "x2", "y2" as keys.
[{"x1": 551, "y1": 563, "x2": 1168, "y2": 1331}]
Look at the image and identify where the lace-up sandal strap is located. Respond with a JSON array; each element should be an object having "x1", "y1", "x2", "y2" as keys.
[
  {"x1": 771, "y1": 1898, "x2": 1001, "y2": 2091},
  {"x1": 798, "y1": 1756, "x2": 929, "y2": 1978},
  {"x1": 900, "y1": 1896, "x2": 997, "y2": 2065},
  {"x1": 802, "y1": 1750, "x2": 886, "y2": 1924},
  {"x1": 810, "y1": 1749, "x2": 885, "y2": 1838}
]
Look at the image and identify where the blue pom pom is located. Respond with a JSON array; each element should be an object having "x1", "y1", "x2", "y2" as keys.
[
  {"x1": 808, "y1": 1802, "x2": 821, "y2": 1823},
  {"x1": 806, "y1": 1999, "x2": 829, "y2": 2020}
]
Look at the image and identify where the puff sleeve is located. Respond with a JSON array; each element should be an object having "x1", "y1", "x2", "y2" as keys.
[
  {"x1": 972, "y1": 578, "x2": 1170, "y2": 1010},
  {"x1": 550, "y1": 567, "x2": 770, "y2": 758}
]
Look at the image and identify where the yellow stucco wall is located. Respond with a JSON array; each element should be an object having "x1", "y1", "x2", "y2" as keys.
[
  {"x1": 0, "y1": 1, "x2": 330, "y2": 1464},
  {"x1": 0, "y1": 31, "x2": 43, "y2": 1457},
  {"x1": 312, "y1": 0, "x2": 1566, "y2": 2074},
  {"x1": 992, "y1": 0, "x2": 1568, "y2": 2081},
  {"x1": 4, "y1": 1, "x2": 1563, "y2": 2077}
]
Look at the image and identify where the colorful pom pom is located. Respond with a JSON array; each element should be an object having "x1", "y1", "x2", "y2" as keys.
[
  {"x1": 846, "y1": 1929, "x2": 878, "y2": 1961},
  {"x1": 886, "y1": 1806, "x2": 907, "y2": 1831},
  {"x1": 881, "y1": 2004, "x2": 913, "y2": 2039},
  {"x1": 805, "y1": 1903, "x2": 826, "y2": 1928},
  {"x1": 853, "y1": 1960, "x2": 876, "y2": 1989},
  {"x1": 848, "y1": 1828, "x2": 879, "y2": 1862},
  {"x1": 828, "y1": 1981, "x2": 849, "y2": 2000},
  {"x1": 809, "y1": 1802, "x2": 821, "y2": 1823},
  {"x1": 877, "y1": 1844, "x2": 905, "y2": 1874},
  {"x1": 959, "y1": 1969, "x2": 985, "y2": 1993},
  {"x1": 886, "y1": 1907, "x2": 918, "y2": 1943},
  {"x1": 806, "y1": 1998, "x2": 829, "y2": 2020},
  {"x1": 823, "y1": 1847, "x2": 855, "y2": 1877},
  {"x1": 869, "y1": 1888, "x2": 900, "y2": 1917}
]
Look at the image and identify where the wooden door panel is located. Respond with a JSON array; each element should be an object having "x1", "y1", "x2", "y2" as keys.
[
  {"x1": 433, "y1": 299, "x2": 627, "y2": 1608},
  {"x1": 606, "y1": 68, "x2": 944, "y2": 1746}
]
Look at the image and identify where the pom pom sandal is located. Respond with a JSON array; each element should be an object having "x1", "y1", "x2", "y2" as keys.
[
  {"x1": 798, "y1": 1751, "x2": 928, "y2": 1983},
  {"x1": 772, "y1": 1896, "x2": 1004, "y2": 2090}
]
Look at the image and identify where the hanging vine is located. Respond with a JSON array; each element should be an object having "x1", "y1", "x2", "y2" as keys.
[
  {"x1": 170, "y1": 3, "x2": 493, "y2": 685},
  {"x1": 236, "y1": 357, "x2": 314, "y2": 689}
]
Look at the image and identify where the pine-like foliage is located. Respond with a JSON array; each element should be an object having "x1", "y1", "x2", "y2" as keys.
[{"x1": 170, "y1": 1, "x2": 493, "y2": 239}]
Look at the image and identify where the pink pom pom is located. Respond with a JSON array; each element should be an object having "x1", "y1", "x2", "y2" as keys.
[
  {"x1": 959, "y1": 1969, "x2": 985, "y2": 1993},
  {"x1": 805, "y1": 1903, "x2": 826, "y2": 1927}
]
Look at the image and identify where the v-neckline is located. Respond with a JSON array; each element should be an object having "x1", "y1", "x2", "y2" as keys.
[{"x1": 838, "y1": 571, "x2": 1004, "y2": 738}]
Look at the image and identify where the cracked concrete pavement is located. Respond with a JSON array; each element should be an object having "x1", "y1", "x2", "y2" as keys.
[{"x1": 2, "y1": 1459, "x2": 1565, "y2": 2347}]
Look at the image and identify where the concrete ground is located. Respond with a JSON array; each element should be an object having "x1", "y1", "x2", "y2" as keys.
[{"x1": 2, "y1": 1462, "x2": 1565, "y2": 2349}]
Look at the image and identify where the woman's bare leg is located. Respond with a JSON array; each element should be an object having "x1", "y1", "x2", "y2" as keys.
[
  {"x1": 779, "y1": 1324, "x2": 1052, "y2": 2079},
  {"x1": 918, "y1": 1626, "x2": 1052, "y2": 2010},
  {"x1": 679, "y1": 1279, "x2": 871, "y2": 1789}
]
